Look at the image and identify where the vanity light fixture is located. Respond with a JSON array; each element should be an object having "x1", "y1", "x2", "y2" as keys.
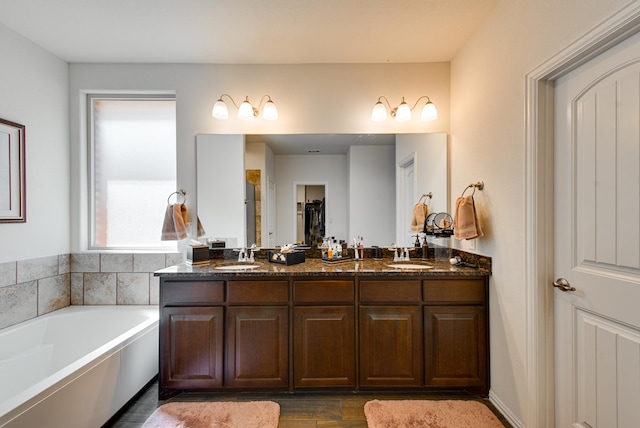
[
  {"x1": 212, "y1": 94, "x2": 278, "y2": 120},
  {"x1": 371, "y1": 96, "x2": 437, "y2": 122}
]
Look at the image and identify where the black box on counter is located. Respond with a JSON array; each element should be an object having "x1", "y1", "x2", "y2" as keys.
[
  {"x1": 268, "y1": 250, "x2": 305, "y2": 265},
  {"x1": 186, "y1": 244, "x2": 210, "y2": 266}
]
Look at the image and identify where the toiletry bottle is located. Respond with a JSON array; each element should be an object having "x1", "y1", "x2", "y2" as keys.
[{"x1": 422, "y1": 239, "x2": 429, "y2": 260}]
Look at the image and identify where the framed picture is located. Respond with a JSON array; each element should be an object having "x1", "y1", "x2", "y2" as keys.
[{"x1": 0, "y1": 118, "x2": 26, "y2": 223}]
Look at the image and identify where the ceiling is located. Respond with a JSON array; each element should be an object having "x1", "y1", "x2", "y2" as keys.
[{"x1": 0, "y1": 0, "x2": 498, "y2": 64}]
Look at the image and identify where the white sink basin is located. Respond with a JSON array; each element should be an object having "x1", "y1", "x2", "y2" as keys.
[
  {"x1": 214, "y1": 263, "x2": 262, "y2": 270},
  {"x1": 387, "y1": 263, "x2": 434, "y2": 270}
]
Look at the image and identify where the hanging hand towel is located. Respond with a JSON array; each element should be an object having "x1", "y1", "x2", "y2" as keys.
[
  {"x1": 453, "y1": 195, "x2": 483, "y2": 240},
  {"x1": 161, "y1": 203, "x2": 207, "y2": 240},
  {"x1": 161, "y1": 204, "x2": 188, "y2": 240},
  {"x1": 410, "y1": 202, "x2": 429, "y2": 233},
  {"x1": 195, "y1": 216, "x2": 206, "y2": 237}
]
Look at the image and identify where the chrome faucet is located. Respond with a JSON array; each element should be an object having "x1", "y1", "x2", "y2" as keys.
[
  {"x1": 237, "y1": 247, "x2": 247, "y2": 262},
  {"x1": 248, "y1": 244, "x2": 257, "y2": 263}
]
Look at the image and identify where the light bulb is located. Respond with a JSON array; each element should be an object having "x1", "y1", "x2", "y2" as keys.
[
  {"x1": 262, "y1": 99, "x2": 278, "y2": 120},
  {"x1": 238, "y1": 98, "x2": 255, "y2": 120},
  {"x1": 395, "y1": 100, "x2": 411, "y2": 122},
  {"x1": 421, "y1": 101, "x2": 437, "y2": 121},
  {"x1": 371, "y1": 101, "x2": 387, "y2": 121},
  {"x1": 211, "y1": 99, "x2": 229, "y2": 119}
]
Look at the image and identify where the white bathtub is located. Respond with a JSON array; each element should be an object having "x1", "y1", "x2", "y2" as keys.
[{"x1": 0, "y1": 305, "x2": 159, "y2": 428}]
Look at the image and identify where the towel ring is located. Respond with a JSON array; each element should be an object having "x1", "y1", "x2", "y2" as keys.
[
  {"x1": 418, "y1": 192, "x2": 433, "y2": 203},
  {"x1": 461, "y1": 181, "x2": 484, "y2": 197},
  {"x1": 167, "y1": 190, "x2": 186, "y2": 205}
]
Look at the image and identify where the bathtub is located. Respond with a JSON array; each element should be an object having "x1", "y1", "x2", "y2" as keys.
[{"x1": 0, "y1": 305, "x2": 159, "y2": 428}]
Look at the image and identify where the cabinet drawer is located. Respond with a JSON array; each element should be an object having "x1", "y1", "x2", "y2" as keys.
[
  {"x1": 161, "y1": 280, "x2": 224, "y2": 305},
  {"x1": 423, "y1": 279, "x2": 486, "y2": 303},
  {"x1": 294, "y1": 280, "x2": 354, "y2": 303},
  {"x1": 228, "y1": 280, "x2": 289, "y2": 303},
  {"x1": 360, "y1": 280, "x2": 422, "y2": 303}
]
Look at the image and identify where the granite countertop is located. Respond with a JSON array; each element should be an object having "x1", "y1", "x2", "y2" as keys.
[{"x1": 155, "y1": 254, "x2": 491, "y2": 278}]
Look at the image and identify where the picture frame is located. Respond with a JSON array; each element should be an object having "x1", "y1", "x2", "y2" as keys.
[{"x1": 0, "y1": 118, "x2": 26, "y2": 223}]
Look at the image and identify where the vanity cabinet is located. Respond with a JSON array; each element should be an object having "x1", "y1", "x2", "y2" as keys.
[
  {"x1": 293, "y1": 279, "x2": 356, "y2": 388},
  {"x1": 423, "y1": 278, "x2": 488, "y2": 394},
  {"x1": 158, "y1": 270, "x2": 489, "y2": 397},
  {"x1": 160, "y1": 281, "x2": 225, "y2": 392},
  {"x1": 225, "y1": 280, "x2": 289, "y2": 389},
  {"x1": 359, "y1": 280, "x2": 423, "y2": 387},
  {"x1": 159, "y1": 278, "x2": 289, "y2": 398}
]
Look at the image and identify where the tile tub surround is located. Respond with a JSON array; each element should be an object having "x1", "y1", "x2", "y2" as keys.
[{"x1": 0, "y1": 252, "x2": 181, "y2": 330}]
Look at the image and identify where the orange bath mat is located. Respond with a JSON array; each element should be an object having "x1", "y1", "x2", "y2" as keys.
[
  {"x1": 364, "y1": 399, "x2": 504, "y2": 428},
  {"x1": 142, "y1": 401, "x2": 280, "y2": 428}
]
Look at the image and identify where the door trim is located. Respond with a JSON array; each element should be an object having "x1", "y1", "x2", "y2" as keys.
[
  {"x1": 397, "y1": 152, "x2": 417, "y2": 246},
  {"x1": 292, "y1": 181, "x2": 328, "y2": 244},
  {"x1": 525, "y1": 3, "x2": 640, "y2": 427}
]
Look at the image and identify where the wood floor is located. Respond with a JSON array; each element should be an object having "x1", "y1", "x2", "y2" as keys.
[{"x1": 103, "y1": 377, "x2": 512, "y2": 427}]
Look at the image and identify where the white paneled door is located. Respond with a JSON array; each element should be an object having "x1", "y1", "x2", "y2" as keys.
[{"x1": 554, "y1": 31, "x2": 640, "y2": 428}]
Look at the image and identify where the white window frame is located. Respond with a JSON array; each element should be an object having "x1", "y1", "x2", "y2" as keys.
[{"x1": 87, "y1": 93, "x2": 177, "y2": 251}]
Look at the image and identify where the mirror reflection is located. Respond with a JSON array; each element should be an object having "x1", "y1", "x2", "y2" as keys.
[{"x1": 196, "y1": 133, "x2": 447, "y2": 249}]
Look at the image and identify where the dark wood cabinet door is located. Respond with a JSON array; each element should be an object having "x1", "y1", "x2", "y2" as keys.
[
  {"x1": 294, "y1": 306, "x2": 356, "y2": 388},
  {"x1": 359, "y1": 306, "x2": 423, "y2": 387},
  {"x1": 161, "y1": 306, "x2": 224, "y2": 390},
  {"x1": 424, "y1": 305, "x2": 487, "y2": 393},
  {"x1": 225, "y1": 306, "x2": 289, "y2": 389}
]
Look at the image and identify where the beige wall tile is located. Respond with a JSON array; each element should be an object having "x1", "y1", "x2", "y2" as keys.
[
  {"x1": 165, "y1": 253, "x2": 183, "y2": 267},
  {"x1": 38, "y1": 274, "x2": 70, "y2": 315},
  {"x1": 149, "y1": 274, "x2": 159, "y2": 305},
  {"x1": 0, "y1": 262, "x2": 17, "y2": 288},
  {"x1": 84, "y1": 272, "x2": 116, "y2": 305},
  {"x1": 134, "y1": 253, "x2": 165, "y2": 273},
  {"x1": 71, "y1": 272, "x2": 84, "y2": 305},
  {"x1": 17, "y1": 255, "x2": 59, "y2": 283},
  {"x1": 58, "y1": 254, "x2": 71, "y2": 274},
  {"x1": 0, "y1": 281, "x2": 37, "y2": 329},
  {"x1": 101, "y1": 254, "x2": 133, "y2": 272},
  {"x1": 117, "y1": 273, "x2": 149, "y2": 304},
  {"x1": 71, "y1": 253, "x2": 100, "y2": 273}
]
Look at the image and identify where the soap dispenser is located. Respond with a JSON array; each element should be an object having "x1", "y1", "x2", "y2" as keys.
[{"x1": 421, "y1": 236, "x2": 429, "y2": 260}]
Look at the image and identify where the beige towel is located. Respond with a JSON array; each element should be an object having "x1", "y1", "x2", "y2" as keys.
[
  {"x1": 195, "y1": 216, "x2": 206, "y2": 237},
  {"x1": 410, "y1": 202, "x2": 429, "y2": 233},
  {"x1": 453, "y1": 195, "x2": 483, "y2": 240},
  {"x1": 161, "y1": 204, "x2": 206, "y2": 240}
]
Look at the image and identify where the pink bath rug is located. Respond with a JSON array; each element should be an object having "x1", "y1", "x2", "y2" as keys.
[
  {"x1": 364, "y1": 399, "x2": 504, "y2": 428},
  {"x1": 141, "y1": 401, "x2": 280, "y2": 428}
]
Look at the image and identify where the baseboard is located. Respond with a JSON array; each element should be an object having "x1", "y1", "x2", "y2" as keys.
[{"x1": 489, "y1": 390, "x2": 524, "y2": 428}]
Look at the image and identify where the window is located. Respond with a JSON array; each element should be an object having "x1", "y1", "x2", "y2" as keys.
[{"x1": 89, "y1": 95, "x2": 177, "y2": 250}]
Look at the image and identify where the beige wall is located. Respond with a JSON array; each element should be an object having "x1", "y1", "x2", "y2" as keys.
[
  {"x1": 0, "y1": 24, "x2": 69, "y2": 263},
  {"x1": 450, "y1": 0, "x2": 632, "y2": 425},
  {"x1": 69, "y1": 63, "x2": 450, "y2": 251}
]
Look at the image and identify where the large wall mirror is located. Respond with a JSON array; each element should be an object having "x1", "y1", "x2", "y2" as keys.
[{"x1": 196, "y1": 133, "x2": 447, "y2": 249}]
